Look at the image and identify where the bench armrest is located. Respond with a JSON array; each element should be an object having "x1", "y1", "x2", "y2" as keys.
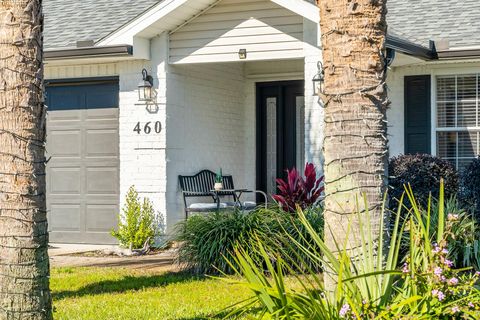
[{"x1": 240, "y1": 190, "x2": 268, "y2": 208}]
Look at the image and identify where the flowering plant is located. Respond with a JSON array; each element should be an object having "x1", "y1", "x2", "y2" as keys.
[
  {"x1": 228, "y1": 180, "x2": 480, "y2": 319},
  {"x1": 272, "y1": 163, "x2": 324, "y2": 213}
]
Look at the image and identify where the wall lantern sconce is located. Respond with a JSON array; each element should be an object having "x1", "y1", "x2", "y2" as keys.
[
  {"x1": 312, "y1": 61, "x2": 325, "y2": 96},
  {"x1": 138, "y1": 68, "x2": 154, "y2": 102},
  {"x1": 386, "y1": 48, "x2": 396, "y2": 67},
  {"x1": 238, "y1": 49, "x2": 247, "y2": 60}
]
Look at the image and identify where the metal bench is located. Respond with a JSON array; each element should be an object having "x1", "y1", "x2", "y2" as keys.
[{"x1": 178, "y1": 169, "x2": 267, "y2": 219}]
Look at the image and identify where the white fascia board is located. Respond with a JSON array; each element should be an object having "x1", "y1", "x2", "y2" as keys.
[
  {"x1": 97, "y1": 0, "x2": 189, "y2": 46},
  {"x1": 271, "y1": 0, "x2": 319, "y2": 23}
]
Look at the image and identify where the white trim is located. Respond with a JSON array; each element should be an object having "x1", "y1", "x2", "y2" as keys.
[
  {"x1": 168, "y1": 0, "x2": 222, "y2": 35},
  {"x1": 246, "y1": 72, "x2": 304, "y2": 80},
  {"x1": 98, "y1": 0, "x2": 319, "y2": 46},
  {"x1": 270, "y1": 0, "x2": 319, "y2": 23},
  {"x1": 97, "y1": 0, "x2": 190, "y2": 46},
  {"x1": 431, "y1": 74, "x2": 437, "y2": 155}
]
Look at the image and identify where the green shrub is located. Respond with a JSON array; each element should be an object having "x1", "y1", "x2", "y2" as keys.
[
  {"x1": 399, "y1": 197, "x2": 480, "y2": 271},
  {"x1": 226, "y1": 182, "x2": 480, "y2": 319},
  {"x1": 111, "y1": 186, "x2": 160, "y2": 249},
  {"x1": 174, "y1": 207, "x2": 324, "y2": 275},
  {"x1": 424, "y1": 198, "x2": 480, "y2": 271},
  {"x1": 459, "y1": 157, "x2": 480, "y2": 220},
  {"x1": 389, "y1": 154, "x2": 458, "y2": 208}
]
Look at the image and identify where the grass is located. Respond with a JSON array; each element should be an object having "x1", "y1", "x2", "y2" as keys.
[{"x1": 51, "y1": 267, "x2": 256, "y2": 320}]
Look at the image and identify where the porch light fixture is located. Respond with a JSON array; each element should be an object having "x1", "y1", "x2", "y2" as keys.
[
  {"x1": 238, "y1": 49, "x2": 247, "y2": 60},
  {"x1": 386, "y1": 48, "x2": 396, "y2": 67},
  {"x1": 312, "y1": 61, "x2": 325, "y2": 96},
  {"x1": 138, "y1": 68, "x2": 154, "y2": 102}
]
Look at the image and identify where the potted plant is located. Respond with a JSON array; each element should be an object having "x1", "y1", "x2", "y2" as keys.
[{"x1": 214, "y1": 168, "x2": 223, "y2": 191}]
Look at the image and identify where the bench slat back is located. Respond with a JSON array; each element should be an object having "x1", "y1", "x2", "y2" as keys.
[{"x1": 179, "y1": 170, "x2": 235, "y2": 196}]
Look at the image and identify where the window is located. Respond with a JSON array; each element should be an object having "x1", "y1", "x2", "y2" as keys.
[{"x1": 437, "y1": 75, "x2": 480, "y2": 169}]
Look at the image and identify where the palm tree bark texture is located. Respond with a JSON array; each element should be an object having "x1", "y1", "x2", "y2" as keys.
[
  {"x1": 0, "y1": 0, "x2": 52, "y2": 319},
  {"x1": 318, "y1": 0, "x2": 389, "y2": 287}
]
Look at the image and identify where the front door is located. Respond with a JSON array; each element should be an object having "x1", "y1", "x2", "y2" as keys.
[{"x1": 256, "y1": 81, "x2": 305, "y2": 197}]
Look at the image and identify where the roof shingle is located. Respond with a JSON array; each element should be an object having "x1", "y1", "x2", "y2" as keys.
[
  {"x1": 387, "y1": 0, "x2": 480, "y2": 48},
  {"x1": 43, "y1": 0, "x2": 480, "y2": 50},
  {"x1": 44, "y1": 0, "x2": 160, "y2": 49}
]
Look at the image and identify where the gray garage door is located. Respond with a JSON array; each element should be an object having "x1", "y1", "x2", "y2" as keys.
[{"x1": 46, "y1": 79, "x2": 119, "y2": 244}]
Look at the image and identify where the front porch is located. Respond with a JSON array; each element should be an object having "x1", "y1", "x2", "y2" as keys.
[{"x1": 163, "y1": 59, "x2": 325, "y2": 226}]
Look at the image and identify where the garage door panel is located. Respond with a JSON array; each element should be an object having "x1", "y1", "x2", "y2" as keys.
[
  {"x1": 86, "y1": 129, "x2": 119, "y2": 156},
  {"x1": 86, "y1": 205, "x2": 119, "y2": 232},
  {"x1": 49, "y1": 168, "x2": 82, "y2": 194},
  {"x1": 86, "y1": 167, "x2": 118, "y2": 194},
  {"x1": 49, "y1": 204, "x2": 81, "y2": 231},
  {"x1": 46, "y1": 79, "x2": 119, "y2": 244},
  {"x1": 47, "y1": 130, "x2": 81, "y2": 157},
  {"x1": 86, "y1": 107, "x2": 118, "y2": 120},
  {"x1": 47, "y1": 109, "x2": 83, "y2": 123}
]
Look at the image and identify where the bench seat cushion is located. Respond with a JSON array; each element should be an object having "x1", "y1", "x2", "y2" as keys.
[
  {"x1": 188, "y1": 202, "x2": 234, "y2": 212},
  {"x1": 243, "y1": 201, "x2": 257, "y2": 210}
]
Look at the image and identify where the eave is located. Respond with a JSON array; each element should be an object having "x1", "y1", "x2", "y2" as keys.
[{"x1": 44, "y1": 45, "x2": 133, "y2": 61}]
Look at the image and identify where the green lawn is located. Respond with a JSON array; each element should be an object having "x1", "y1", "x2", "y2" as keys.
[{"x1": 51, "y1": 267, "x2": 256, "y2": 320}]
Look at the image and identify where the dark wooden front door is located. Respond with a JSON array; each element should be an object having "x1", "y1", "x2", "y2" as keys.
[{"x1": 256, "y1": 81, "x2": 305, "y2": 197}]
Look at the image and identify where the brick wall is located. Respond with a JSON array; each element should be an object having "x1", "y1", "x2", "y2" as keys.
[{"x1": 164, "y1": 62, "x2": 247, "y2": 230}]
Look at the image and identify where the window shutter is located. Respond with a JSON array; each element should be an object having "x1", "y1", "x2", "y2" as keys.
[{"x1": 404, "y1": 75, "x2": 431, "y2": 154}]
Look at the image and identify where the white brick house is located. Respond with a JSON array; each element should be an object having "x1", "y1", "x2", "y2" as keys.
[{"x1": 43, "y1": 0, "x2": 480, "y2": 244}]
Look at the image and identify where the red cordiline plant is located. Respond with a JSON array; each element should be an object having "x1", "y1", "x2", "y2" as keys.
[{"x1": 272, "y1": 163, "x2": 324, "y2": 212}]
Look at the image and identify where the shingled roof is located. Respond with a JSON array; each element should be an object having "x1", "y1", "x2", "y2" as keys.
[
  {"x1": 43, "y1": 0, "x2": 480, "y2": 51},
  {"x1": 43, "y1": 0, "x2": 159, "y2": 49},
  {"x1": 387, "y1": 0, "x2": 480, "y2": 49}
]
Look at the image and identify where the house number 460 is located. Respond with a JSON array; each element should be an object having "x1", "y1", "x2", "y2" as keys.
[{"x1": 133, "y1": 121, "x2": 162, "y2": 134}]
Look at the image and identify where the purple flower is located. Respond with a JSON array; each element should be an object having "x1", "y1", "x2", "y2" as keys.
[
  {"x1": 402, "y1": 263, "x2": 409, "y2": 274},
  {"x1": 433, "y1": 245, "x2": 440, "y2": 254},
  {"x1": 448, "y1": 277, "x2": 459, "y2": 286},
  {"x1": 442, "y1": 248, "x2": 449, "y2": 254},
  {"x1": 444, "y1": 259, "x2": 454, "y2": 268},
  {"x1": 432, "y1": 289, "x2": 446, "y2": 301},
  {"x1": 434, "y1": 267, "x2": 443, "y2": 276},
  {"x1": 437, "y1": 291, "x2": 446, "y2": 301},
  {"x1": 339, "y1": 304, "x2": 350, "y2": 318},
  {"x1": 476, "y1": 271, "x2": 480, "y2": 277},
  {"x1": 468, "y1": 302, "x2": 475, "y2": 308},
  {"x1": 451, "y1": 306, "x2": 460, "y2": 313},
  {"x1": 448, "y1": 213, "x2": 459, "y2": 221}
]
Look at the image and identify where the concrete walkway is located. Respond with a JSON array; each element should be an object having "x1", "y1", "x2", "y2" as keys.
[{"x1": 49, "y1": 243, "x2": 177, "y2": 272}]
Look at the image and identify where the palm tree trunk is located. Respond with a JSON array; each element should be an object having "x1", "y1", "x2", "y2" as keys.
[
  {"x1": 0, "y1": 1, "x2": 52, "y2": 319},
  {"x1": 318, "y1": 0, "x2": 389, "y2": 289}
]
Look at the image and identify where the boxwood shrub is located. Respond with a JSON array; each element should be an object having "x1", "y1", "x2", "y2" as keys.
[
  {"x1": 459, "y1": 157, "x2": 480, "y2": 220},
  {"x1": 389, "y1": 154, "x2": 458, "y2": 207}
]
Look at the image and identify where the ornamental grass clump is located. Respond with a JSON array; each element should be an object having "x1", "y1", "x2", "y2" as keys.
[
  {"x1": 225, "y1": 181, "x2": 480, "y2": 319},
  {"x1": 175, "y1": 207, "x2": 324, "y2": 275}
]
